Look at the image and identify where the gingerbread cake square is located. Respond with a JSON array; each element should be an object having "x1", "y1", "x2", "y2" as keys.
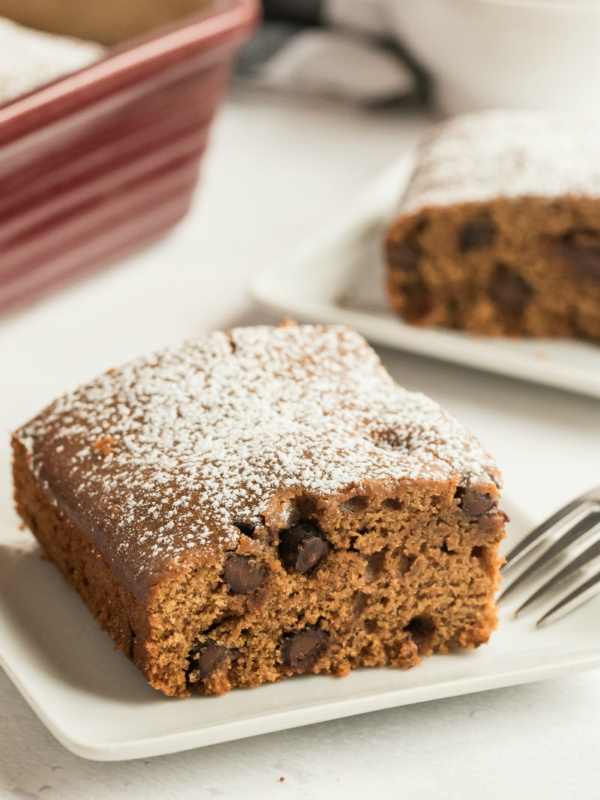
[
  {"x1": 12, "y1": 323, "x2": 505, "y2": 696},
  {"x1": 385, "y1": 111, "x2": 600, "y2": 339}
]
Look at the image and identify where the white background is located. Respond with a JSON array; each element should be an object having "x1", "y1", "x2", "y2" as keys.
[{"x1": 0, "y1": 95, "x2": 599, "y2": 799}]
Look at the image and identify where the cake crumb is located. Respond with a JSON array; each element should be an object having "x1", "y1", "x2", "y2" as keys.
[{"x1": 92, "y1": 435, "x2": 114, "y2": 456}]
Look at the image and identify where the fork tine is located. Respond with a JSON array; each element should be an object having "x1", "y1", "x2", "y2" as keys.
[
  {"x1": 515, "y1": 538, "x2": 600, "y2": 616},
  {"x1": 536, "y1": 571, "x2": 600, "y2": 627},
  {"x1": 501, "y1": 497, "x2": 592, "y2": 571},
  {"x1": 581, "y1": 486, "x2": 600, "y2": 504},
  {"x1": 498, "y1": 509, "x2": 600, "y2": 602}
]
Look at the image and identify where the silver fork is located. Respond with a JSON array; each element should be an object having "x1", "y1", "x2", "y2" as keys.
[{"x1": 498, "y1": 486, "x2": 600, "y2": 627}]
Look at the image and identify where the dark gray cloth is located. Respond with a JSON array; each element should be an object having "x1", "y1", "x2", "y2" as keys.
[{"x1": 235, "y1": 0, "x2": 427, "y2": 107}]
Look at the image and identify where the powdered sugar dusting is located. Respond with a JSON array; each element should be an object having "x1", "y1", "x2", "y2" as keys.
[
  {"x1": 0, "y1": 17, "x2": 103, "y2": 106},
  {"x1": 399, "y1": 111, "x2": 600, "y2": 217},
  {"x1": 17, "y1": 325, "x2": 496, "y2": 601}
]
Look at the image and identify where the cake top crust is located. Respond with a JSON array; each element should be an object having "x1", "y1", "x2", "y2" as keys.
[
  {"x1": 398, "y1": 111, "x2": 600, "y2": 217},
  {"x1": 16, "y1": 324, "x2": 497, "y2": 601}
]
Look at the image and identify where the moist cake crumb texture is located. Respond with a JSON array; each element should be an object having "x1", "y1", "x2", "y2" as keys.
[
  {"x1": 13, "y1": 324, "x2": 506, "y2": 696},
  {"x1": 386, "y1": 111, "x2": 600, "y2": 340}
]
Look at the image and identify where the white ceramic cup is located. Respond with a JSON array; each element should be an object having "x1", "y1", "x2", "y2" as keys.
[{"x1": 386, "y1": 0, "x2": 600, "y2": 116}]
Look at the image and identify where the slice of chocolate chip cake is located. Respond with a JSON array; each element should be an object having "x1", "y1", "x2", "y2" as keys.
[
  {"x1": 12, "y1": 323, "x2": 506, "y2": 697},
  {"x1": 385, "y1": 111, "x2": 600, "y2": 339}
]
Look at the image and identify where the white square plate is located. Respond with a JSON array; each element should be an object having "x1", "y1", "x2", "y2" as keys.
[
  {"x1": 250, "y1": 155, "x2": 600, "y2": 399},
  {"x1": 0, "y1": 457, "x2": 598, "y2": 761}
]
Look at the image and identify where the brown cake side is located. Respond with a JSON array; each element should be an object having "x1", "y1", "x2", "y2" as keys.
[
  {"x1": 12, "y1": 324, "x2": 506, "y2": 697},
  {"x1": 385, "y1": 112, "x2": 600, "y2": 339}
]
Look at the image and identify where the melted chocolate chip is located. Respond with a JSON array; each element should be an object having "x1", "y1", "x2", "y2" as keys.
[
  {"x1": 187, "y1": 640, "x2": 230, "y2": 679},
  {"x1": 455, "y1": 487, "x2": 496, "y2": 518},
  {"x1": 459, "y1": 219, "x2": 496, "y2": 252},
  {"x1": 223, "y1": 555, "x2": 266, "y2": 593},
  {"x1": 389, "y1": 241, "x2": 421, "y2": 275},
  {"x1": 281, "y1": 627, "x2": 329, "y2": 671},
  {"x1": 278, "y1": 520, "x2": 330, "y2": 574},
  {"x1": 489, "y1": 265, "x2": 531, "y2": 315}
]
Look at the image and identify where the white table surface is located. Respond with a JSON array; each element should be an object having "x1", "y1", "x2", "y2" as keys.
[{"x1": 0, "y1": 94, "x2": 599, "y2": 799}]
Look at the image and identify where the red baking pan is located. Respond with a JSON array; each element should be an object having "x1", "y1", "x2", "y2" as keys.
[{"x1": 0, "y1": 0, "x2": 258, "y2": 314}]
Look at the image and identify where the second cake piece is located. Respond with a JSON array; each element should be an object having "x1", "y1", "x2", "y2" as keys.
[{"x1": 385, "y1": 111, "x2": 600, "y2": 339}]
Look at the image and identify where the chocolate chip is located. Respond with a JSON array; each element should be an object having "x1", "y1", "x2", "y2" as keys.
[
  {"x1": 403, "y1": 281, "x2": 433, "y2": 319},
  {"x1": 281, "y1": 627, "x2": 328, "y2": 671},
  {"x1": 388, "y1": 236, "x2": 434, "y2": 321},
  {"x1": 339, "y1": 495, "x2": 368, "y2": 513},
  {"x1": 233, "y1": 521, "x2": 255, "y2": 537},
  {"x1": 295, "y1": 537, "x2": 329, "y2": 572},
  {"x1": 364, "y1": 619, "x2": 379, "y2": 634},
  {"x1": 364, "y1": 550, "x2": 386, "y2": 583},
  {"x1": 489, "y1": 264, "x2": 531, "y2": 315},
  {"x1": 223, "y1": 555, "x2": 266, "y2": 593},
  {"x1": 569, "y1": 245, "x2": 600, "y2": 281},
  {"x1": 558, "y1": 234, "x2": 600, "y2": 282},
  {"x1": 187, "y1": 639, "x2": 231, "y2": 679},
  {"x1": 404, "y1": 615, "x2": 436, "y2": 651},
  {"x1": 278, "y1": 520, "x2": 330, "y2": 574},
  {"x1": 397, "y1": 553, "x2": 416, "y2": 576},
  {"x1": 455, "y1": 487, "x2": 497, "y2": 517},
  {"x1": 353, "y1": 591, "x2": 369, "y2": 616},
  {"x1": 471, "y1": 545, "x2": 487, "y2": 562},
  {"x1": 389, "y1": 241, "x2": 421, "y2": 275},
  {"x1": 459, "y1": 219, "x2": 496, "y2": 252}
]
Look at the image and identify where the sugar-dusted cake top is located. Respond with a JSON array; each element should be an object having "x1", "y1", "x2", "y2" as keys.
[
  {"x1": 399, "y1": 111, "x2": 600, "y2": 217},
  {"x1": 0, "y1": 17, "x2": 103, "y2": 106},
  {"x1": 16, "y1": 324, "x2": 497, "y2": 600}
]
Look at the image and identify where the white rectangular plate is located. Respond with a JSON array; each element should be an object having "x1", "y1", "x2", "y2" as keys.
[
  {"x1": 0, "y1": 457, "x2": 598, "y2": 761},
  {"x1": 250, "y1": 155, "x2": 600, "y2": 398}
]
